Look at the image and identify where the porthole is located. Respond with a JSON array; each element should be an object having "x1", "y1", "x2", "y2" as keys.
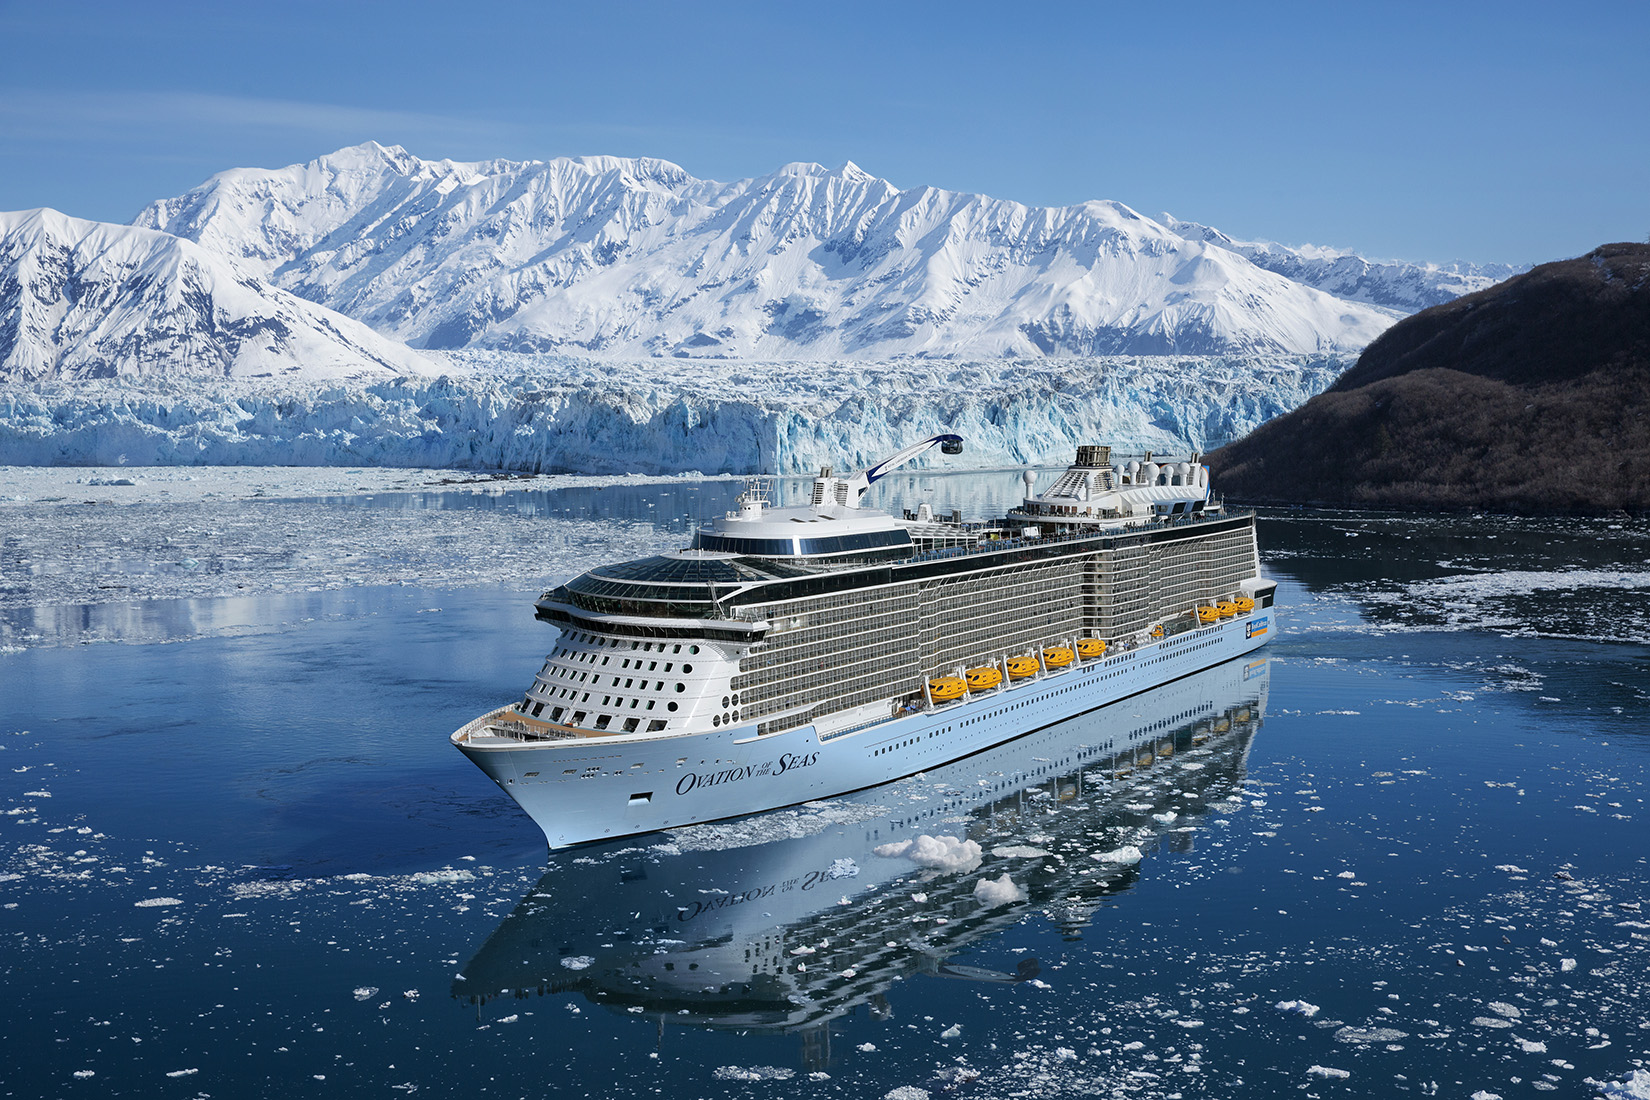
[
  {"x1": 667, "y1": 702, "x2": 679, "y2": 712},
  {"x1": 713, "y1": 715, "x2": 721, "y2": 727},
  {"x1": 722, "y1": 695, "x2": 730, "y2": 708},
  {"x1": 683, "y1": 664, "x2": 693, "y2": 674},
  {"x1": 689, "y1": 645, "x2": 700, "y2": 655},
  {"x1": 675, "y1": 684, "x2": 685, "y2": 693}
]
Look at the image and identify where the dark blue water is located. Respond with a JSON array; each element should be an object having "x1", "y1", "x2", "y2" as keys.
[{"x1": 3, "y1": 480, "x2": 1648, "y2": 1099}]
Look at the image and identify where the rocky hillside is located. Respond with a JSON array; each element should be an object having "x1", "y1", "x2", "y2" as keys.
[
  {"x1": 134, "y1": 142, "x2": 1400, "y2": 360},
  {"x1": 0, "y1": 208, "x2": 434, "y2": 382},
  {"x1": 1208, "y1": 243, "x2": 1650, "y2": 514}
]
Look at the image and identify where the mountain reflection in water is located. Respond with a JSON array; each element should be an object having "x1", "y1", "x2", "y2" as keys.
[{"x1": 456, "y1": 656, "x2": 1269, "y2": 1035}]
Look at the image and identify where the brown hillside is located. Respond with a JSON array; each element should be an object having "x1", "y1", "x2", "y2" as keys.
[{"x1": 1208, "y1": 243, "x2": 1650, "y2": 515}]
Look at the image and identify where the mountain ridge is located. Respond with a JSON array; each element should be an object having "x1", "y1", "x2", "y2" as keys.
[
  {"x1": 0, "y1": 207, "x2": 435, "y2": 383},
  {"x1": 133, "y1": 142, "x2": 1415, "y2": 361}
]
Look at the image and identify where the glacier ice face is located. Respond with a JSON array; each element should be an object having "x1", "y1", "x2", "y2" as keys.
[
  {"x1": 0, "y1": 352, "x2": 1347, "y2": 473},
  {"x1": 134, "y1": 142, "x2": 1397, "y2": 360},
  {"x1": 0, "y1": 208, "x2": 437, "y2": 383}
]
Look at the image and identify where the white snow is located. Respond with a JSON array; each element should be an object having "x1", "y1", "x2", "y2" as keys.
[
  {"x1": 1597, "y1": 1070, "x2": 1650, "y2": 1099},
  {"x1": 0, "y1": 208, "x2": 434, "y2": 383},
  {"x1": 134, "y1": 142, "x2": 1401, "y2": 361}
]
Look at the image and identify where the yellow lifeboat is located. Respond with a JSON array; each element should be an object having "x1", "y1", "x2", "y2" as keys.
[
  {"x1": 1150, "y1": 623, "x2": 1166, "y2": 638},
  {"x1": 1076, "y1": 638, "x2": 1107, "y2": 660},
  {"x1": 1197, "y1": 606, "x2": 1220, "y2": 625},
  {"x1": 928, "y1": 676, "x2": 966, "y2": 702},
  {"x1": 1005, "y1": 656, "x2": 1040, "y2": 680},
  {"x1": 1216, "y1": 599, "x2": 1238, "y2": 618},
  {"x1": 1234, "y1": 595, "x2": 1255, "y2": 613},
  {"x1": 1041, "y1": 646, "x2": 1074, "y2": 669},
  {"x1": 965, "y1": 666, "x2": 1003, "y2": 692}
]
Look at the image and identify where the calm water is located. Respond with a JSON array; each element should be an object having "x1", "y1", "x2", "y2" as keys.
[{"x1": 3, "y1": 474, "x2": 1648, "y2": 1099}]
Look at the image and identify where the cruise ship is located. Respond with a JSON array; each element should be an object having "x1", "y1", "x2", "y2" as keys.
[
  {"x1": 455, "y1": 656, "x2": 1269, "y2": 1034},
  {"x1": 452, "y1": 435, "x2": 1276, "y2": 848}
]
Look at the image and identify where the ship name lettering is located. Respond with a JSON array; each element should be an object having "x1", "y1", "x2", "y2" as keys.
[
  {"x1": 774, "y1": 752, "x2": 820, "y2": 776},
  {"x1": 676, "y1": 883, "x2": 778, "y2": 922}
]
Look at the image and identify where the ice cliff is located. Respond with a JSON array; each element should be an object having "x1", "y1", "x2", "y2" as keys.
[{"x1": 0, "y1": 353, "x2": 1346, "y2": 473}]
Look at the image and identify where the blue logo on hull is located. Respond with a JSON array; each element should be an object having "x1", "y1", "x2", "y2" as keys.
[{"x1": 1246, "y1": 616, "x2": 1269, "y2": 639}]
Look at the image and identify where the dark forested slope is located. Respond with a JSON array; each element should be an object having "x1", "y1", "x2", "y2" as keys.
[{"x1": 1208, "y1": 243, "x2": 1650, "y2": 514}]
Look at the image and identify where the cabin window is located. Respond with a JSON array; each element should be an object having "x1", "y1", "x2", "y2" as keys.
[
  {"x1": 571, "y1": 711, "x2": 587, "y2": 726},
  {"x1": 595, "y1": 715, "x2": 611, "y2": 730},
  {"x1": 623, "y1": 717, "x2": 640, "y2": 733}
]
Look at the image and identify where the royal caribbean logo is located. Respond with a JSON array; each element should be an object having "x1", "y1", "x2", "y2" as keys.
[{"x1": 1246, "y1": 616, "x2": 1269, "y2": 639}]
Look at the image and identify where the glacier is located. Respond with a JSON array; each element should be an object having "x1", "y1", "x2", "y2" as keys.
[{"x1": 0, "y1": 352, "x2": 1347, "y2": 474}]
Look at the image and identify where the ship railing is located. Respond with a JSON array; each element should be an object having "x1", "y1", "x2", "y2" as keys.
[{"x1": 904, "y1": 510, "x2": 1235, "y2": 566}]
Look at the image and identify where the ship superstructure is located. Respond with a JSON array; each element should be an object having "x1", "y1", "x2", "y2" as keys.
[{"x1": 452, "y1": 434, "x2": 1276, "y2": 847}]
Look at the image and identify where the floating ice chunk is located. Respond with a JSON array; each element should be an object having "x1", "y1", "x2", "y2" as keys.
[
  {"x1": 1596, "y1": 1070, "x2": 1650, "y2": 1100},
  {"x1": 134, "y1": 897, "x2": 183, "y2": 908},
  {"x1": 1487, "y1": 1001, "x2": 1522, "y2": 1019},
  {"x1": 856, "y1": 1042, "x2": 877, "y2": 1052},
  {"x1": 1054, "y1": 1047, "x2": 1078, "y2": 1061},
  {"x1": 1514, "y1": 1036, "x2": 1546, "y2": 1053},
  {"x1": 884, "y1": 1088, "x2": 929, "y2": 1100},
  {"x1": 1336, "y1": 1026, "x2": 1408, "y2": 1043},
  {"x1": 1561, "y1": 959, "x2": 1577, "y2": 972},
  {"x1": 910, "y1": 893, "x2": 928, "y2": 903},
  {"x1": 353, "y1": 987, "x2": 379, "y2": 1001},
  {"x1": 164, "y1": 1069, "x2": 198, "y2": 1077},
  {"x1": 402, "y1": 990, "x2": 419, "y2": 1000},
  {"x1": 1276, "y1": 1000, "x2": 1320, "y2": 1017},
  {"x1": 1308, "y1": 1066, "x2": 1351, "y2": 1079},
  {"x1": 73, "y1": 1070, "x2": 95, "y2": 1079},
  {"x1": 940, "y1": 1024, "x2": 961, "y2": 1039},
  {"x1": 498, "y1": 1014, "x2": 518, "y2": 1024},
  {"x1": 1151, "y1": 811, "x2": 1178, "y2": 824},
  {"x1": 1337, "y1": 871, "x2": 1357, "y2": 879},
  {"x1": 1470, "y1": 1092, "x2": 1503, "y2": 1100},
  {"x1": 1092, "y1": 845, "x2": 1144, "y2": 864},
  {"x1": 790, "y1": 946, "x2": 816, "y2": 956},
  {"x1": 712, "y1": 1067, "x2": 797, "y2": 1082},
  {"x1": 560, "y1": 956, "x2": 594, "y2": 970},
  {"x1": 1495, "y1": 864, "x2": 1529, "y2": 874},
  {"x1": 874, "y1": 835, "x2": 982, "y2": 873},
  {"x1": 827, "y1": 858, "x2": 859, "y2": 879},
  {"x1": 973, "y1": 873, "x2": 1024, "y2": 906},
  {"x1": 1471, "y1": 1017, "x2": 1513, "y2": 1029},
  {"x1": 991, "y1": 845, "x2": 1050, "y2": 859}
]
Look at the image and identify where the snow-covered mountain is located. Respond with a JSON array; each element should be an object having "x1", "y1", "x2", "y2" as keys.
[
  {"x1": 0, "y1": 208, "x2": 435, "y2": 383},
  {"x1": 134, "y1": 142, "x2": 1400, "y2": 360},
  {"x1": 1158, "y1": 214, "x2": 1525, "y2": 314}
]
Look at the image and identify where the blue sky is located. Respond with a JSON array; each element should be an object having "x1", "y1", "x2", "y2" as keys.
[{"x1": 1, "y1": 0, "x2": 1644, "y2": 266}]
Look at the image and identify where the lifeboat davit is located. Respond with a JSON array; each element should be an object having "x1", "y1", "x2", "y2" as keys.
[
  {"x1": 1216, "y1": 599, "x2": 1238, "y2": 618},
  {"x1": 928, "y1": 676, "x2": 966, "y2": 702},
  {"x1": 1005, "y1": 656, "x2": 1039, "y2": 680},
  {"x1": 1197, "y1": 606, "x2": 1220, "y2": 625},
  {"x1": 1042, "y1": 646, "x2": 1074, "y2": 669},
  {"x1": 1076, "y1": 638, "x2": 1107, "y2": 660},
  {"x1": 965, "y1": 666, "x2": 1003, "y2": 692},
  {"x1": 1233, "y1": 595, "x2": 1255, "y2": 613}
]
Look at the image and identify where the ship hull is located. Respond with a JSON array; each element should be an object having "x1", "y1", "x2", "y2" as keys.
[{"x1": 454, "y1": 609, "x2": 1273, "y2": 848}]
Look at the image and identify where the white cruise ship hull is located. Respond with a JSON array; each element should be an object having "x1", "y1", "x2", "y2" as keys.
[{"x1": 454, "y1": 608, "x2": 1273, "y2": 848}]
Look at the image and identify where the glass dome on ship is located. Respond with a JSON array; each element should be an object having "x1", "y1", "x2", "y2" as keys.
[{"x1": 451, "y1": 433, "x2": 1277, "y2": 849}]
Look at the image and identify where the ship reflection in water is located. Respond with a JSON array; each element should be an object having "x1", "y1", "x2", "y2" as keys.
[{"x1": 456, "y1": 656, "x2": 1269, "y2": 1035}]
